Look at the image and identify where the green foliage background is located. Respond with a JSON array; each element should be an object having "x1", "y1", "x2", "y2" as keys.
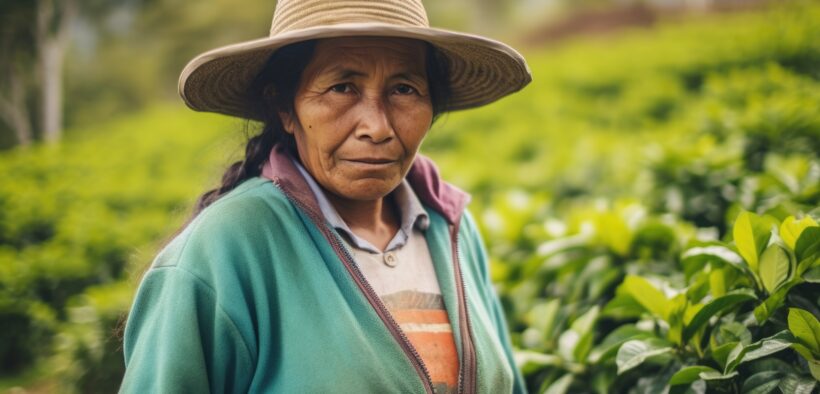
[{"x1": 1, "y1": 2, "x2": 818, "y2": 392}]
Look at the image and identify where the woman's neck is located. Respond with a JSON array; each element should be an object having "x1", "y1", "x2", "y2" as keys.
[{"x1": 326, "y1": 192, "x2": 400, "y2": 251}]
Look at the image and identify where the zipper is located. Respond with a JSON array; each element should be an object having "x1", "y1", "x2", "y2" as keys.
[
  {"x1": 451, "y1": 221, "x2": 478, "y2": 394},
  {"x1": 274, "y1": 180, "x2": 435, "y2": 394}
]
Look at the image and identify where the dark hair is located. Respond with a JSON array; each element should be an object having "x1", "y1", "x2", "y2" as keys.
[{"x1": 192, "y1": 40, "x2": 451, "y2": 216}]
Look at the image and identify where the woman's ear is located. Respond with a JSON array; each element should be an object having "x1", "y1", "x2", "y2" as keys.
[{"x1": 278, "y1": 111, "x2": 296, "y2": 134}]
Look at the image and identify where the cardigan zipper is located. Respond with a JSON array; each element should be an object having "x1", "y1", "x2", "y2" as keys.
[
  {"x1": 275, "y1": 182, "x2": 435, "y2": 394},
  {"x1": 451, "y1": 221, "x2": 478, "y2": 394}
]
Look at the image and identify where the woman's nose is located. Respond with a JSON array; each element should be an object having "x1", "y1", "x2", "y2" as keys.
[{"x1": 353, "y1": 96, "x2": 394, "y2": 144}]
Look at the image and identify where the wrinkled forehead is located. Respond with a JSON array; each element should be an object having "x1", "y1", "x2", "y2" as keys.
[{"x1": 304, "y1": 37, "x2": 429, "y2": 79}]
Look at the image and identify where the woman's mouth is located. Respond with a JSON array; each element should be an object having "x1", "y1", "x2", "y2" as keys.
[
  {"x1": 343, "y1": 157, "x2": 399, "y2": 170},
  {"x1": 348, "y1": 158, "x2": 394, "y2": 164}
]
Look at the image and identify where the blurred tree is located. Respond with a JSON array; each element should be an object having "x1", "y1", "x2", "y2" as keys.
[
  {"x1": 0, "y1": 2, "x2": 36, "y2": 146},
  {"x1": 0, "y1": 0, "x2": 137, "y2": 147},
  {"x1": 0, "y1": 0, "x2": 76, "y2": 145},
  {"x1": 36, "y1": 0, "x2": 78, "y2": 143},
  {"x1": 60, "y1": 0, "x2": 271, "y2": 130}
]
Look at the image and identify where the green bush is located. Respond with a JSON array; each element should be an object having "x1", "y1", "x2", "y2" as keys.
[
  {"x1": 0, "y1": 297, "x2": 56, "y2": 374},
  {"x1": 51, "y1": 281, "x2": 133, "y2": 393},
  {"x1": 0, "y1": 107, "x2": 237, "y2": 377}
]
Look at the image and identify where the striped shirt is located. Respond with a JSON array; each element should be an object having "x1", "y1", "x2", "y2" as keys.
[{"x1": 294, "y1": 159, "x2": 460, "y2": 394}]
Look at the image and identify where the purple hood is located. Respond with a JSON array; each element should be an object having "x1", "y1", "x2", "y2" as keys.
[{"x1": 260, "y1": 144, "x2": 470, "y2": 225}]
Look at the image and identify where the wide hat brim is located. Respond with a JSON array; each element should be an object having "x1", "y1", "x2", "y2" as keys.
[{"x1": 179, "y1": 23, "x2": 532, "y2": 120}]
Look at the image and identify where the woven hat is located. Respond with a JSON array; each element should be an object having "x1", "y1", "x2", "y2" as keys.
[{"x1": 179, "y1": 0, "x2": 532, "y2": 120}]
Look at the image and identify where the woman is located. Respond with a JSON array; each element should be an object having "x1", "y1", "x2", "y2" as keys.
[{"x1": 121, "y1": 1, "x2": 531, "y2": 393}]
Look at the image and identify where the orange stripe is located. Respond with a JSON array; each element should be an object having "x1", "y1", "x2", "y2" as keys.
[
  {"x1": 391, "y1": 308, "x2": 450, "y2": 325},
  {"x1": 406, "y1": 331, "x2": 460, "y2": 385}
]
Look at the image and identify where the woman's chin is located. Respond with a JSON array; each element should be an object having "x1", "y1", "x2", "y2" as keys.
[{"x1": 331, "y1": 178, "x2": 401, "y2": 202}]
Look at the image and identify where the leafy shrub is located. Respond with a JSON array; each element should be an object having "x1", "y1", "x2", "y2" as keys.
[
  {"x1": 0, "y1": 107, "x2": 237, "y2": 375},
  {"x1": 50, "y1": 281, "x2": 133, "y2": 393},
  {"x1": 0, "y1": 297, "x2": 56, "y2": 374},
  {"x1": 511, "y1": 208, "x2": 818, "y2": 393}
]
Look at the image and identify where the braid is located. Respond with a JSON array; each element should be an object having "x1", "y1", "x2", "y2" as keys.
[
  {"x1": 193, "y1": 126, "x2": 276, "y2": 213},
  {"x1": 189, "y1": 41, "x2": 316, "y2": 216}
]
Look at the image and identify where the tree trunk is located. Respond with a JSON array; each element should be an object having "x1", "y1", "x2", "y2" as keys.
[
  {"x1": 40, "y1": 38, "x2": 63, "y2": 143},
  {"x1": 36, "y1": 0, "x2": 75, "y2": 144},
  {"x1": 0, "y1": 66, "x2": 33, "y2": 146}
]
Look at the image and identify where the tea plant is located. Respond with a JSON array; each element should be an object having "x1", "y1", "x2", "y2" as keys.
[{"x1": 510, "y1": 210, "x2": 818, "y2": 393}]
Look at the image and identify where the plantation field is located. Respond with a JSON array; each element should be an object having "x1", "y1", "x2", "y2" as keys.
[{"x1": 2, "y1": 3, "x2": 819, "y2": 392}]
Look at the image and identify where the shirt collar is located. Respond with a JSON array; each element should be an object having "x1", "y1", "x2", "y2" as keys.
[{"x1": 292, "y1": 157, "x2": 429, "y2": 253}]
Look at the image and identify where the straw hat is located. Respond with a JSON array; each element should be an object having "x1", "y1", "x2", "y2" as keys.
[{"x1": 179, "y1": 0, "x2": 532, "y2": 120}]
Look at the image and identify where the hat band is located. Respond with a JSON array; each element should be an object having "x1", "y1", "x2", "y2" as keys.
[{"x1": 270, "y1": 0, "x2": 429, "y2": 35}]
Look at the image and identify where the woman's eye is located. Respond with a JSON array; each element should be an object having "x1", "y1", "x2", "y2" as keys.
[
  {"x1": 394, "y1": 84, "x2": 417, "y2": 95},
  {"x1": 329, "y1": 83, "x2": 352, "y2": 94}
]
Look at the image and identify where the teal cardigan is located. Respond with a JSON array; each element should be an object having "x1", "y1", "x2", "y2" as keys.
[{"x1": 121, "y1": 146, "x2": 526, "y2": 393}]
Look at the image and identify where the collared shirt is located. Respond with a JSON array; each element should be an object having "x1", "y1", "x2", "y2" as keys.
[
  {"x1": 292, "y1": 158, "x2": 460, "y2": 393},
  {"x1": 293, "y1": 159, "x2": 429, "y2": 253}
]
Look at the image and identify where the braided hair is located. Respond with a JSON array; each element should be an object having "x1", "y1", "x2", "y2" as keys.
[{"x1": 190, "y1": 41, "x2": 315, "y2": 215}]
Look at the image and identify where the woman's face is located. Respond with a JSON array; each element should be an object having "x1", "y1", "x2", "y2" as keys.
[{"x1": 280, "y1": 37, "x2": 434, "y2": 202}]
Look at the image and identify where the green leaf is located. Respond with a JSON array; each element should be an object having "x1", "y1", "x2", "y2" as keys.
[
  {"x1": 795, "y1": 226, "x2": 820, "y2": 267},
  {"x1": 803, "y1": 266, "x2": 820, "y2": 283},
  {"x1": 667, "y1": 294, "x2": 688, "y2": 345},
  {"x1": 634, "y1": 367, "x2": 678, "y2": 394},
  {"x1": 733, "y1": 211, "x2": 774, "y2": 272},
  {"x1": 574, "y1": 330, "x2": 595, "y2": 364},
  {"x1": 714, "y1": 322, "x2": 752, "y2": 346},
  {"x1": 527, "y1": 299, "x2": 560, "y2": 332},
  {"x1": 682, "y1": 245, "x2": 747, "y2": 275},
  {"x1": 778, "y1": 374, "x2": 816, "y2": 394},
  {"x1": 699, "y1": 370, "x2": 738, "y2": 381},
  {"x1": 753, "y1": 281, "x2": 797, "y2": 323},
  {"x1": 724, "y1": 331, "x2": 793, "y2": 373},
  {"x1": 571, "y1": 306, "x2": 600, "y2": 362},
  {"x1": 601, "y1": 293, "x2": 646, "y2": 319},
  {"x1": 669, "y1": 366, "x2": 718, "y2": 386},
  {"x1": 557, "y1": 329, "x2": 580, "y2": 361},
  {"x1": 709, "y1": 268, "x2": 726, "y2": 298},
  {"x1": 740, "y1": 334, "x2": 794, "y2": 364},
  {"x1": 790, "y1": 343, "x2": 814, "y2": 361},
  {"x1": 543, "y1": 373, "x2": 573, "y2": 394},
  {"x1": 682, "y1": 289, "x2": 756, "y2": 344},
  {"x1": 810, "y1": 358, "x2": 820, "y2": 381},
  {"x1": 620, "y1": 275, "x2": 671, "y2": 320},
  {"x1": 686, "y1": 271, "x2": 711, "y2": 304},
  {"x1": 556, "y1": 306, "x2": 602, "y2": 363},
  {"x1": 589, "y1": 325, "x2": 654, "y2": 364},
  {"x1": 787, "y1": 308, "x2": 820, "y2": 354},
  {"x1": 758, "y1": 244, "x2": 791, "y2": 293},
  {"x1": 780, "y1": 216, "x2": 818, "y2": 251},
  {"x1": 742, "y1": 357, "x2": 793, "y2": 376},
  {"x1": 734, "y1": 211, "x2": 759, "y2": 270},
  {"x1": 740, "y1": 371, "x2": 782, "y2": 394},
  {"x1": 571, "y1": 305, "x2": 599, "y2": 333},
  {"x1": 744, "y1": 332, "x2": 794, "y2": 368},
  {"x1": 724, "y1": 342, "x2": 746, "y2": 373},
  {"x1": 594, "y1": 212, "x2": 632, "y2": 256},
  {"x1": 615, "y1": 338, "x2": 674, "y2": 375},
  {"x1": 711, "y1": 341, "x2": 739, "y2": 370},
  {"x1": 516, "y1": 350, "x2": 564, "y2": 375}
]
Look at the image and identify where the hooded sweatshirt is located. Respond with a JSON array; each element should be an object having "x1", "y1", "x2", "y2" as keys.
[{"x1": 120, "y1": 145, "x2": 526, "y2": 393}]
